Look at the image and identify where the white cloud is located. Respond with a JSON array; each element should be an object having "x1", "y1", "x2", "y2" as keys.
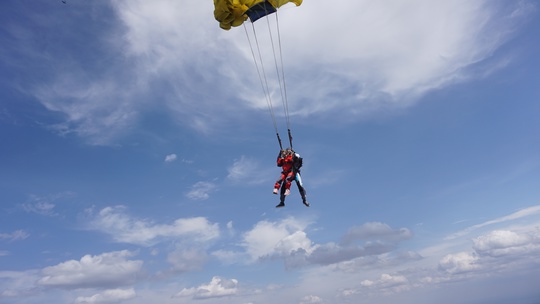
[
  {"x1": 87, "y1": 206, "x2": 220, "y2": 246},
  {"x1": 285, "y1": 209, "x2": 540, "y2": 302},
  {"x1": 0, "y1": 230, "x2": 29, "y2": 241},
  {"x1": 174, "y1": 276, "x2": 238, "y2": 299},
  {"x1": 3, "y1": 206, "x2": 540, "y2": 303},
  {"x1": 300, "y1": 295, "x2": 324, "y2": 304},
  {"x1": 274, "y1": 231, "x2": 313, "y2": 257},
  {"x1": 186, "y1": 181, "x2": 217, "y2": 200},
  {"x1": 378, "y1": 273, "x2": 409, "y2": 288},
  {"x1": 340, "y1": 273, "x2": 411, "y2": 300},
  {"x1": 438, "y1": 251, "x2": 479, "y2": 274},
  {"x1": 74, "y1": 288, "x2": 136, "y2": 304},
  {"x1": 283, "y1": 0, "x2": 528, "y2": 114},
  {"x1": 242, "y1": 217, "x2": 313, "y2": 262},
  {"x1": 164, "y1": 153, "x2": 177, "y2": 162},
  {"x1": 20, "y1": 0, "x2": 529, "y2": 144},
  {"x1": 38, "y1": 250, "x2": 142, "y2": 289},
  {"x1": 434, "y1": 225, "x2": 540, "y2": 282},
  {"x1": 473, "y1": 229, "x2": 540, "y2": 257},
  {"x1": 363, "y1": 273, "x2": 409, "y2": 293}
]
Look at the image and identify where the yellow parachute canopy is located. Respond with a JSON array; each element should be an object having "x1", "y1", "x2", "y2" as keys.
[
  {"x1": 214, "y1": 0, "x2": 302, "y2": 30},
  {"x1": 268, "y1": 0, "x2": 302, "y2": 8}
]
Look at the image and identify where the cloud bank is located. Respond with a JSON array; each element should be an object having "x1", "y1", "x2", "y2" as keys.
[{"x1": 7, "y1": 0, "x2": 530, "y2": 144}]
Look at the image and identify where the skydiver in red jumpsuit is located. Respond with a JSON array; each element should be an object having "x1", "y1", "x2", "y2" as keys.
[
  {"x1": 273, "y1": 148, "x2": 309, "y2": 208},
  {"x1": 273, "y1": 148, "x2": 295, "y2": 195}
]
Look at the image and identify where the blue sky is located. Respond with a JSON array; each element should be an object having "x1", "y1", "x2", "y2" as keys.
[{"x1": 1, "y1": 0, "x2": 540, "y2": 303}]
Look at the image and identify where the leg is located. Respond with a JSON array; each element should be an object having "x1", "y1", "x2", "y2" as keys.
[
  {"x1": 273, "y1": 172, "x2": 286, "y2": 194},
  {"x1": 284, "y1": 171, "x2": 295, "y2": 190},
  {"x1": 276, "y1": 180, "x2": 287, "y2": 208},
  {"x1": 295, "y1": 172, "x2": 309, "y2": 207},
  {"x1": 274, "y1": 174, "x2": 285, "y2": 189}
]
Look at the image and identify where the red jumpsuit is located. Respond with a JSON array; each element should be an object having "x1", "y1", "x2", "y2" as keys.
[{"x1": 274, "y1": 153, "x2": 295, "y2": 191}]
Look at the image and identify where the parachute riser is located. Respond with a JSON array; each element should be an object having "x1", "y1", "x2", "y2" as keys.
[
  {"x1": 276, "y1": 130, "x2": 294, "y2": 150},
  {"x1": 276, "y1": 129, "x2": 293, "y2": 150},
  {"x1": 288, "y1": 129, "x2": 293, "y2": 150}
]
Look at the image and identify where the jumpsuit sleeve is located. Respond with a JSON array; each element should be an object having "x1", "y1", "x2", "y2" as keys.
[{"x1": 277, "y1": 150, "x2": 285, "y2": 167}]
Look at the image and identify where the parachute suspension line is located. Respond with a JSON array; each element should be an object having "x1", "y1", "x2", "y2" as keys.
[
  {"x1": 274, "y1": 11, "x2": 293, "y2": 149},
  {"x1": 274, "y1": 12, "x2": 292, "y2": 132},
  {"x1": 243, "y1": 22, "x2": 279, "y2": 139},
  {"x1": 267, "y1": 11, "x2": 293, "y2": 149},
  {"x1": 244, "y1": 5, "x2": 295, "y2": 150},
  {"x1": 263, "y1": 11, "x2": 291, "y2": 133}
]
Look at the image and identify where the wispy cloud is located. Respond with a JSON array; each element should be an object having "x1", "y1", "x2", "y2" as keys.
[
  {"x1": 342, "y1": 222, "x2": 412, "y2": 245},
  {"x1": 35, "y1": 77, "x2": 141, "y2": 145},
  {"x1": 164, "y1": 153, "x2": 177, "y2": 162},
  {"x1": 19, "y1": 192, "x2": 74, "y2": 216},
  {"x1": 227, "y1": 155, "x2": 270, "y2": 185},
  {"x1": 20, "y1": 201, "x2": 56, "y2": 216},
  {"x1": 0, "y1": 230, "x2": 29, "y2": 241},
  {"x1": 186, "y1": 181, "x2": 217, "y2": 200},
  {"x1": 446, "y1": 204, "x2": 540, "y2": 240}
]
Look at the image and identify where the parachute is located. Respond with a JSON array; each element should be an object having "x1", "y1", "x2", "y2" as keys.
[
  {"x1": 213, "y1": 0, "x2": 302, "y2": 149},
  {"x1": 214, "y1": 0, "x2": 302, "y2": 30},
  {"x1": 214, "y1": 0, "x2": 307, "y2": 205}
]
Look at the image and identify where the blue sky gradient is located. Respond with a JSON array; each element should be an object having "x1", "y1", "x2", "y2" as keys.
[{"x1": 1, "y1": 0, "x2": 540, "y2": 303}]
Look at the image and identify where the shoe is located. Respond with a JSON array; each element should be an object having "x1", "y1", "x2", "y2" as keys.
[
  {"x1": 284, "y1": 189, "x2": 290, "y2": 196},
  {"x1": 276, "y1": 202, "x2": 285, "y2": 208},
  {"x1": 273, "y1": 189, "x2": 278, "y2": 195},
  {"x1": 303, "y1": 201, "x2": 310, "y2": 207}
]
